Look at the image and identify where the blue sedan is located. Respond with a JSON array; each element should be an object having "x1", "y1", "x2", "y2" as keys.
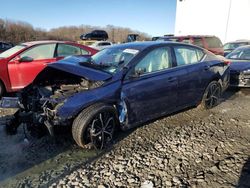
[
  {"x1": 226, "y1": 45, "x2": 250, "y2": 87},
  {"x1": 11, "y1": 42, "x2": 229, "y2": 149}
]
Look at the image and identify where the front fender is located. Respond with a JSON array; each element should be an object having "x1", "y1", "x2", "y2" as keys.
[{"x1": 57, "y1": 80, "x2": 121, "y2": 119}]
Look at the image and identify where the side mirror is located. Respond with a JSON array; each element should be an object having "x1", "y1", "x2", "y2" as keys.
[
  {"x1": 129, "y1": 67, "x2": 146, "y2": 79},
  {"x1": 19, "y1": 56, "x2": 33, "y2": 62}
]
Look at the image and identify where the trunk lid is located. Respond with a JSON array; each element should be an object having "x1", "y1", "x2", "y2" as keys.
[{"x1": 229, "y1": 60, "x2": 250, "y2": 72}]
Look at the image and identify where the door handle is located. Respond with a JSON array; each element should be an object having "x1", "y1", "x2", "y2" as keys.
[
  {"x1": 168, "y1": 77, "x2": 177, "y2": 82},
  {"x1": 204, "y1": 65, "x2": 210, "y2": 71}
]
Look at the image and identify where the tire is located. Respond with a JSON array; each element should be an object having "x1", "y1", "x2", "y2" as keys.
[
  {"x1": 0, "y1": 81, "x2": 5, "y2": 98},
  {"x1": 72, "y1": 103, "x2": 118, "y2": 149},
  {"x1": 200, "y1": 81, "x2": 221, "y2": 109}
]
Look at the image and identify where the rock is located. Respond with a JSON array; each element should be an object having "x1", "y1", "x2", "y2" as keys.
[
  {"x1": 141, "y1": 180, "x2": 154, "y2": 188},
  {"x1": 128, "y1": 178, "x2": 136, "y2": 183},
  {"x1": 165, "y1": 180, "x2": 172, "y2": 186},
  {"x1": 210, "y1": 165, "x2": 219, "y2": 173},
  {"x1": 115, "y1": 181, "x2": 123, "y2": 187},
  {"x1": 97, "y1": 185, "x2": 106, "y2": 188},
  {"x1": 109, "y1": 174, "x2": 115, "y2": 181},
  {"x1": 230, "y1": 118, "x2": 237, "y2": 123},
  {"x1": 172, "y1": 176, "x2": 181, "y2": 184}
]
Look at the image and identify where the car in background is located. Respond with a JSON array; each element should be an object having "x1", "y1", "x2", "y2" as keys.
[
  {"x1": 80, "y1": 30, "x2": 108, "y2": 41},
  {"x1": 8, "y1": 42, "x2": 229, "y2": 149},
  {"x1": 0, "y1": 42, "x2": 14, "y2": 53},
  {"x1": 126, "y1": 34, "x2": 140, "y2": 42},
  {"x1": 152, "y1": 36, "x2": 161, "y2": 41},
  {"x1": 226, "y1": 45, "x2": 250, "y2": 87},
  {"x1": 0, "y1": 40, "x2": 98, "y2": 96},
  {"x1": 90, "y1": 41, "x2": 113, "y2": 50},
  {"x1": 223, "y1": 40, "x2": 250, "y2": 56},
  {"x1": 156, "y1": 35, "x2": 224, "y2": 56}
]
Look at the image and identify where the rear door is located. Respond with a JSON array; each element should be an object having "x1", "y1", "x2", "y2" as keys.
[
  {"x1": 8, "y1": 43, "x2": 56, "y2": 90},
  {"x1": 173, "y1": 45, "x2": 208, "y2": 107},
  {"x1": 122, "y1": 46, "x2": 183, "y2": 124}
]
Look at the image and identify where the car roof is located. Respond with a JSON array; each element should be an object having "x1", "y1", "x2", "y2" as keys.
[
  {"x1": 0, "y1": 41, "x2": 12, "y2": 44},
  {"x1": 234, "y1": 45, "x2": 250, "y2": 50},
  {"x1": 21, "y1": 40, "x2": 72, "y2": 46},
  {"x1": 161, "y1": 35, "x2": 217, "y2": 39},
  {"x1": 225, "y1": 40, "x2": 250, "y2": 44}
]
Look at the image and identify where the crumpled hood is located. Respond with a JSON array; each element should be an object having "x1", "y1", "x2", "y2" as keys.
[
  {"x1": 229, "y1": 60, "x2": 250, "y2": 72},
  {"x1": 48, "y1": 56, "x2": 112, "y2": 81}
]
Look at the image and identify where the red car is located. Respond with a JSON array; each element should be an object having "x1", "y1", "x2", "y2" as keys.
[
  {"x1": 157, "y1": 35, "x2": 224, "y2": 56},
  {"x1": 0, "y1": 40, "x2": 98, "y2": 96}
]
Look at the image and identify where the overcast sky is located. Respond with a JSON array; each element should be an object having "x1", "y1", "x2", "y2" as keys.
[{"x1": 0, "y1": 0, "x2": 176, "y2": 37}]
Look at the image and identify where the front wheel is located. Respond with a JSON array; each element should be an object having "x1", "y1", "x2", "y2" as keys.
[
  {"x1": 72, "y1": 104, "x2": 118, "y2": 149},
  {"x1": 200, "y1": 81, "x2": 221, "y2": 109}
]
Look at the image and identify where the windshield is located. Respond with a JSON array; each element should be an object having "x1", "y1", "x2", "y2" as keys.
[
  {"x1": 226, "y1": 48, "x2": 250, "y2": 60},
  {"x1": 89, "y1": 47, "x2": 140, "y2": 73},
  {"x1": 223, "y1": 42, "x2": 248, "y2": 50},
  {"x1": 0, "y1": 45, "x2": 26, "y2": 58}
]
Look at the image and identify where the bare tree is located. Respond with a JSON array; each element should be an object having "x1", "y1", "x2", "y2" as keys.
[{"x1": 0, "y1": 19, "x2": 151, "y2": 44}]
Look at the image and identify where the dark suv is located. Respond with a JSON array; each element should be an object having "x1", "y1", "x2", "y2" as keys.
[
  {"x1": 80, "y1": 30, "x2": 108, "y2": 41},
  {"x1": 0, "y1": 42, "x2": 13, "y2": 53},
  {"x1": 157, "y1": 35, "x2": 224, "y2": 56}
]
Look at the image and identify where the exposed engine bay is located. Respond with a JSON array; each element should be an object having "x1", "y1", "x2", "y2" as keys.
[{"x1": 12, "y1": 68, "x2": 104, "y2": 136}]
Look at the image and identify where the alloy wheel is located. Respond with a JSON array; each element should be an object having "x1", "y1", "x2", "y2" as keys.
[
  {"x1": 89, "y1": 111, "x2": 115, "y2": 149},
  {"x1": 205, "y1": 83, "x2": 221, "y2": 109}
]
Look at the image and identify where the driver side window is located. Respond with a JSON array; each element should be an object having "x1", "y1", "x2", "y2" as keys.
[
  {"x1": 134, "y1": 47, "x2": 171, "y2": 75},
  {"x1": 20, "y1": 44, "x2": 56, "y2": 60}
]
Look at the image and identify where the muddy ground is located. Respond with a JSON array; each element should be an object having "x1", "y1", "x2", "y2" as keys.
[{"x1": 0, "y1": 88, "x2": 249, "y2": 188}]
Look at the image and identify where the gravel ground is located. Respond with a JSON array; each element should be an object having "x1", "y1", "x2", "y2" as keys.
[
  {"x1": 0, "y1": 89, "x2": 250, "y2": 188},
  {"x1": 0, "y1": 110, "x2": 99, "y2": 188}
]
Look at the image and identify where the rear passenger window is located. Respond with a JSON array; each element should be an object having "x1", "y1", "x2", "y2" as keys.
[
  {"x1": 57, "y1": 44, "x2": 88, "y2": 57},
  {"x1": 205, "y1": 37, "x2": 223, "y2": 48},
  {"x1": 193, "y1": 38, "x2": 204, "y2": 48},
  {"x1": 174, "y1": 46, "x2": 204, "y2": 66}
]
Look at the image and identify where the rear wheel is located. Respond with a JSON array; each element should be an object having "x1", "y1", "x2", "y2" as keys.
[
  {"x1": 200, "y1": 81, "x2": 221, "y2": 109},
  {"x1": 72, "y1": 104, "x2": 118, "y2": 149}
]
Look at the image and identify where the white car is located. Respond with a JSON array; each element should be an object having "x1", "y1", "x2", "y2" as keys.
[{"x1": 90, "y1": 41, "x2": 113, "y2": 50}]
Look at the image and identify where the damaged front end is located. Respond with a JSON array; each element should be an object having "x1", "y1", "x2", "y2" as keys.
[{"x1": 7, "y1": 66, "x2": 105, "y2": 137}]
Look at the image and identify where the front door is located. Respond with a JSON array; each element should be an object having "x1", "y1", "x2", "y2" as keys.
[
  {"x1": 8, "y1": 43, "x2": 57, "y2": 90},
  {"x1": 121, "y1": 46, "x2": 181, "y2": 124}
]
